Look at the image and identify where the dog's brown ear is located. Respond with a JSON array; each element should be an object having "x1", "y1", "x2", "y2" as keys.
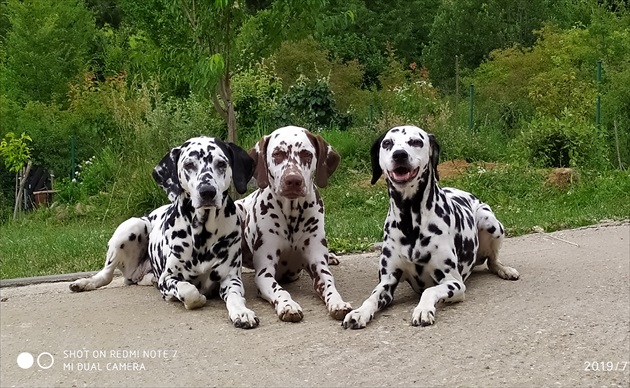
[
  {"x1": 428, "y1": 133, "x2": 440, "y2": 181},
  {"x1": 249, "y1": 135, "x2": 270, "y2": 189},
  {"x1": 307, "y1": 132, "x2": 340, "y2": 188}
]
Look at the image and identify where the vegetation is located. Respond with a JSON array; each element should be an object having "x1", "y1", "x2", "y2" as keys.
[{"x1": 0, "y1": 0, "x2": 628, "y2": 279}]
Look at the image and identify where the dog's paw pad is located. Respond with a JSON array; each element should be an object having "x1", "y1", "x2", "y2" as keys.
[
  {"x1": 69, "y1": 279, "x2": 91, "y2": 292},
  {"x1": 328, "y1": 254, "x2": 340, "y2": 266},
  {"x1": 411, "y1": 308, "x2": 435, "y2": 327},
  {"x1": 341, "y1": 309, "x2": 370, "y2": 329},
  {"x1": 232, "y1": 310, "x2": 260, "y2": 329},
  {"x1": 278, "y1": 301, "x2": 303, "y2": 322},
  {"x1": 328, "y1": 302, "x2": 352, "y2": 320}
]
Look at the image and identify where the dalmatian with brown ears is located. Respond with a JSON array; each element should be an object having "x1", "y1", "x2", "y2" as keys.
[{"x1": 236, "y1": 126, "x2": 352, "y2": 322}]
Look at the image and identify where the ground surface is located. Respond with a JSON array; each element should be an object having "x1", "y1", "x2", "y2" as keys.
[{"x1": 1, "y1": 224, "x2": 629, "y2": 388}]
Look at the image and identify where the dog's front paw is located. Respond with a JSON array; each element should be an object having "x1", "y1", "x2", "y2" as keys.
[
  {"x1": 411, "y1": 305, "x2": 435, "y2": 327},
  {"x1": 231, "y1": 308, "x2": 260, "y2": 329},
  {"x1": 328, "y1": 301, "x2": 352, "y2": 320},
  {"x1": 341, "y1": 308, "x2": 372, "y2": 329},
  {"x1": 177, "y1": 282, "x2": 206, "y2": 310},
  {"x1": 277, "y1": 300, "x2": 304, "y2": 322}
]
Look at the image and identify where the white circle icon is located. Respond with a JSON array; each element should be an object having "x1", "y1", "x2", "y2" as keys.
[
  {"x1": 17, "y1": 352, "x2": 34, "y2": 369},
  {"x1": 37, "y1": 352, "x2": 54, "y2": 369}
]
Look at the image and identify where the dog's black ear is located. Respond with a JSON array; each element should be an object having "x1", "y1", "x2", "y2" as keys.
[
  {"x1": 249, "y1": 135, "x2": 270, "y2": 189},
  {"x1": 227, "y1": 142, "x2": 255, "y2": 195},
  {"x1": 153, "y1": 146, "x2": 182, "y2": 202},
  {"x1": 306, "y1": 132, "x2": 340, "y2": 188},
  {"x1": 370, "y1": 132, "x2": 387, "y2": 185},
  {"x1": 428, "y1": 133, "x2": 440, "y2": 181}
]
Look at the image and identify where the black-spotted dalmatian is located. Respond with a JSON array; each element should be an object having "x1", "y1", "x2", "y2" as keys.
[
  {"x1": 236, "y1": 126, "x2": 352, "y2": 322},
  {"x1": 70, "y1": 137, "x2": 260, "y2": 329},
  {"x1": 342, "y1": 125, "x2": 520, "y2": 329}
]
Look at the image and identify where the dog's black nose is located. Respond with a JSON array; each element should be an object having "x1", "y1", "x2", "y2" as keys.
[
  {"x1": 392, "y1": 150, "x2": 409, "y2": 162},
  {"x1": 199, "y1": 185, "x2": 217, "y2": 200}
]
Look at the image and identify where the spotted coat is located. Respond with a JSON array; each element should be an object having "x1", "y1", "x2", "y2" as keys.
[
  {"x1": 343, "y1": 125, "x2": 520, "y2": 329},
  {"x1": 236, "y1": 126, "x2": 352, "y2": 322},
  {"x1": 70, "y1": 137, "x2": 260, "y2": 329}
]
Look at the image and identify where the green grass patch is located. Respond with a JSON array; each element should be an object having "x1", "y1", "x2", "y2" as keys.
[{"x1": 0, "y1": 166, "x2": 628, "y2": 279}]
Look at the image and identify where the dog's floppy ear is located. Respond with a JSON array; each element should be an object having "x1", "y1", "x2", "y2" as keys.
[
  {"x1": 370, "y1": 132, "x2": 387, "y2": 185},
  {"x1": 307, "y1": 132, "x2": 340, "y2": 188},
  {"x1": 249, "y1": 135, "x2": 270, "y2": 189},
  {"x1": 216, "y1": 140, "x2": 256, "y2": 195},
  {"x1": 428, "y1": 133, "x2": 440, "y2": 181},
  {"x1": 153, "y1": 146, "x2": 182, "y2": 202}
]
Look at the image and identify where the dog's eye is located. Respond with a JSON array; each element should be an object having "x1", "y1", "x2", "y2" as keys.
[
  {"x1": 382, "y1": 139, "x2": 393, "y2": 149},
  {"x1": 216, "y1": 160, "x2": 227, "y2": 170},
  {"x1": 183, "y1": 161, "x2": 195, "y2": 170},
  {"x1": 298, "y1": 150, "x2": 313, "y2": 164},
  {"x1": 409, "y1": 138, "x2": 424, "y2": 147},
  {"x1": 271, "y1": 149, "x2": 288, "y2": 163}
]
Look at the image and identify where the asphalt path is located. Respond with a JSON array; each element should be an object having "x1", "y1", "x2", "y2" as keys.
[{"x1": 1, "y1": 223, "x2": 628, "y2": 387}]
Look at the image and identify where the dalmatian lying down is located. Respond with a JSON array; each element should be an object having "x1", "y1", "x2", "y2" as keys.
[
  {"x1": 236, "y1": 126, "x2": 352, "y2": 322},
  {"x1": 343, "y1": 125, "x2": 519, "y2": 329},
  {"x1": 70, "y1": 137, "x2": 260, "y2": 329}
]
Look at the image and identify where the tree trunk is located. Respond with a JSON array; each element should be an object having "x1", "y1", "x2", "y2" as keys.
[{"x1": 13, "y1": 161, "x2": 32, "y2": 220}]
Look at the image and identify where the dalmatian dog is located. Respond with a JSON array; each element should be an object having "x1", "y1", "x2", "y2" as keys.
[
  {"x1": 236, "y1": 126, "x2": 352, "y2": 322},
  {"x1": 342, "y1": 125, "x2": 519, "y2": 329},
  {"x1": 69, "y1": 137, "x2": 260, "y2": 329}
]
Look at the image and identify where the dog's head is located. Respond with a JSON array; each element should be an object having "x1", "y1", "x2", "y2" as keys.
[
  {"x1": 370, "y1": 125, "x2": 440, "y2": 188},
  {"x1": 153, "y1": 137, "x2": 254, "y2": 209},
  {"x1": 249, "y1": 126, "x2": 340, "y2": 199}
]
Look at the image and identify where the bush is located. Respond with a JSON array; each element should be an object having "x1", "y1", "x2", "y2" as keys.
[{"x1": 519, "y1": 115, "x2": 610, "y2": 169}]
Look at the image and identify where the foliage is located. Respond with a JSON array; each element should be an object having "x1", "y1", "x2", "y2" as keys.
[
  {"x1": 0, "y1": 132, "x2": 32, "y2": 173},
  {"x1": 1, "y1": 0, "x2": 97, "y2": 105},
  {"x1": 519, "y1": 114, "x2": 610, "y2": 169}
]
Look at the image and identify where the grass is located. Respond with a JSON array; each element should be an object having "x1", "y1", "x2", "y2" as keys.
[{"x1": 1, "y1": 133, "x2": 629, "y2": 280}]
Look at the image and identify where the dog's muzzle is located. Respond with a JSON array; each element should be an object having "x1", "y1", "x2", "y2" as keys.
[
  {"x1": 388, "y1": 150, "x2": 419, "y2": 184},
  {"x1": 279, "y1": 168, "x2": 306, "y2": 199},
  {"x1": 197, "y1": 184, "x2": 218, "y2": 208}
]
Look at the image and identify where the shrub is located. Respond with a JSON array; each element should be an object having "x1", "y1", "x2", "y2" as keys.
[{"x1": 519, "y1": 115, "x2": 610, "y2": 169}]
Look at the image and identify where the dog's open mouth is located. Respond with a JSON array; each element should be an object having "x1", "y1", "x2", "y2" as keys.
[{"x1": 388, "y1": 166, "x2": 419, "y2": 184}]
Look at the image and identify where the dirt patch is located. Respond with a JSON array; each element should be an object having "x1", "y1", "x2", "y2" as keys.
[{"x1": 544, "y1": 167, "x2": 580, "y2": 188}]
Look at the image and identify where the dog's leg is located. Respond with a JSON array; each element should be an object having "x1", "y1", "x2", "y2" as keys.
[
  {"x1": 69, "y1": 217, "x2": 151, "y2": 292},
  {"x1": 219, "y1": 267, "x2": 259, "y2": 329},
  {"x1": 157, "y1": 271, "x2": 207, "y2": 310},
  {"x1": 476, "y1": 207, "x2": 520, "y2": 280},
  {"x1": 412, "y1": 275, "x2": 466, "y2": 327},
  {"x1": 305, "y1": 252, "x2": 351, "y2": 320},
  {"x1": 254, "y1": 247, "x2": 304, "y2": 322},
  {"x1": 342, "y1": 269, "x2": 402, "y2": 329}
]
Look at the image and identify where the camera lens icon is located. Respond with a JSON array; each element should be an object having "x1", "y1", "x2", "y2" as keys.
[{"x1": 17, "y1": 352, "x2": 54, "y2": 370}]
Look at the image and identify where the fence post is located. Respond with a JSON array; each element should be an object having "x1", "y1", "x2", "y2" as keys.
[
  {"x1": 469, "y1": 84, "x2": 475, "y2": 130},
  {"x1": 596, "y1": 60, "x2": 602, "y2": 129},
  {"x1": 71, "y1": 136, "x2": 76, "y2": 179}
]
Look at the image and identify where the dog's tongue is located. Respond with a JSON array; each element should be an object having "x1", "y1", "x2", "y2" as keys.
[{"x1": 391, "y1": 169, "x2": 411, "y2": 181}]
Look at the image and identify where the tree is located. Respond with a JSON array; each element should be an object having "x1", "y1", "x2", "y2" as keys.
[
  {"x1": 119, "y1": 0, "x2": 351, "y2": 144},
  {"x1": 1, "y1": 0, "x2": 97, "y2": 105}
]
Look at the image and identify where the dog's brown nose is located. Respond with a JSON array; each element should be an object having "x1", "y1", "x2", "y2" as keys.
[{"x1": 285, "y1": 174, "x2": 304, "y2": 188}]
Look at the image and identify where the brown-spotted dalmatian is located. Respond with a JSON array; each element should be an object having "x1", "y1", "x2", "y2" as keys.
[
  {"x1": 236, "y1": 126, "x2": 352, "y2": 322},
  {"x1": 342, "y1": 125, "x2": 520, "y2": 329},
  {"x1": 70, "y1": 137, "x2": 260, "y2": 329}
]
